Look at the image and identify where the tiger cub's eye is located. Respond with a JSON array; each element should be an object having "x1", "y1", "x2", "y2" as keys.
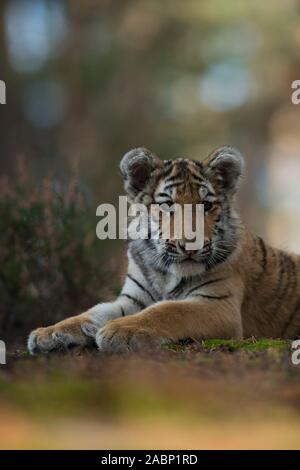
[
  {"x1": 203, "y1": 201, "x2": 213, "y2": 213},
  {"x1": 160, "y1": 201, "x2": 175, "y2": 213}
]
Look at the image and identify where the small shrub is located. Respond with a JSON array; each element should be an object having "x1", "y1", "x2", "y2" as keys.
[{"x1": 0, "y1": 158, "x2": 119, "y2": 344}]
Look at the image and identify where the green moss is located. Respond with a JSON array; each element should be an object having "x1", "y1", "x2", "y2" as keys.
[
  {"x1": 8, "y1": 350, "x2": 31, "y2": 358},
  {"x1": 163, "y1": 343, "x2": 185, "y2": 352},
  {"x1": 163, "y1": 338, "x2": 290, "y2": 353},
  {"x1": 200, "y1": 338, "x2": 290, "y2": 352}
]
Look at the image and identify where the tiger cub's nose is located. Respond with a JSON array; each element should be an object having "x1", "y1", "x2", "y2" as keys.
[{"x1": 178, "y1": 241, "x2": 198, "y2": 255}]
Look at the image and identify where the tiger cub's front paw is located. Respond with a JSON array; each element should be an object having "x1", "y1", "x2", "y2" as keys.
[
  {"x1": 95, "y1": 316, "x2": 168, "y2": 353},
  {"x1": 27, "y1": 315, "x2": 98, "y2": 354}
]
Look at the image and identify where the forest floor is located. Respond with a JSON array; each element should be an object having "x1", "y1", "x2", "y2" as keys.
[{"x1": 0, "y1": 339, "x2": 300, "y2": 449}]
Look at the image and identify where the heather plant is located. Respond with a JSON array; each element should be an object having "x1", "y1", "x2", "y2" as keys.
[{"x1": 0, "y1": 158, "x2": 116, "y2": 345}]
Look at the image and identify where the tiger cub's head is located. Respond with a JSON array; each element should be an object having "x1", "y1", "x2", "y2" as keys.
[{"x1": 120, "y1": 146, "x2": 244, "y2": 275}]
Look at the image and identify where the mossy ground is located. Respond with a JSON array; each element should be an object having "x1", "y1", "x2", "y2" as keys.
[
  {"x1": 165, "y1": 337, "x2": 290, "y2": 352},
  {"x1": 199, "y1": 338, "x2": 290, "y2": 351},
  {"x1": 0, "y1": 339, "x2": 299, "y2": 449}
]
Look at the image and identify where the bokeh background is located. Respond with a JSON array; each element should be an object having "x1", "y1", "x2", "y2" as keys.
[
  {"x1": 1, "y1": 0, "x2": 300, "y2": 342},
  {"x1": 1, "y1": 0, "x2": 300, "y2": 451}
]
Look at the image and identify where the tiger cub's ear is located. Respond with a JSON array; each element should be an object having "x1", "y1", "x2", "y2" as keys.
[
  {"x1": 203, "y1": 146, "x2": 244, "y2": 194},
  {"x1": 120, "y1": 147, "x2": 162, "y2": 197}
]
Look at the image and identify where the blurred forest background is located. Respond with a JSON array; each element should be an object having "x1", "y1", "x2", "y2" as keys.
[{"x1": 1, "y1": 0, "x2": 300, "y2": 344}]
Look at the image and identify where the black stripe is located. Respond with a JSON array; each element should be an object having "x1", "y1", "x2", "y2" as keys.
[
  {"x1": 258, "y1": 236, "x2": 267, "y2": 274},
  {"x1": 120, "y1": 306, "x2": 125, "y2": 317},
  {"x1": 192, "y1": 160, "x2": 203, "y2": 169},
  {"x1": 120, "y1": 293, "x2": 146, "y2": 310},
  {"x1": 190, "y1": 174, "x2": 204, "y2": 184},
  {"x1": 168, "y1": 277, "x2": 187, "y2": 298},
  {"x1": 129, "y1": 243, "x2": 153, "y2": 284},
  {"x1": 165, "y1": 174, "x2": 181, "y2": 183},
  {"x1": 269, "y1": 251, "x2": 288, "y2": 316},
  {"x1": 290, "y1": 257, "x2": 297, "y2": 294},
  {"x1": 157, "y1": 192, "x2": 171, "y2": 199},
  {"x1": 162, "y1": 163, "x2": 174, "y2": 177},
  {"x1": 276, "y1": 251, "x2": 286, "y2": 287},
  {"x1": 282, "y1": 299, "x2": 300, "y2": 337},
  {"x1": 164, "y1": 181, "x2": 184, "y2": 190},
  {"x1": 156, "y1": 199, "x2": 173, "y2": 206},
  {"x1": 280, "y1": 254, "x2": 294, "y2": 298},
  {"x1": 281, "y1": 256, "x2": 298, "y2": 336},
  {"x1": 185, "y1": 278, "x2": 226, "y2": 297},
  {"x1": 193, "y1": 294, "x2": 231, "y2": 300},
  {"x1": 127, "y1": 274, "x2": 156, "y2": 302}
]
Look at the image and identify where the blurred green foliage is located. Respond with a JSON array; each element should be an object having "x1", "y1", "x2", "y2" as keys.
[
  {"x1": 2, "y1": 0, "x2": 300, "y2": 204},
  {"x1": 0, "y1": 162, "x2": 117, "y2": 343}
]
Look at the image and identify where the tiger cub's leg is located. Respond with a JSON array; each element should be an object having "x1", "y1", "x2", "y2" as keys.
[
  {"x1": 96, "y1": 275, "x2": 243, "y2": 352},
  {"x1": 96, "y1": 297, "x2": 243, "y2": 352},
  {"x1": 28, "y1": 265, "x2": 156, "y2": 354}
]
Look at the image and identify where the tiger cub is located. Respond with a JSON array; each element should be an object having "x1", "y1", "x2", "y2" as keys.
[{"x1": 28, "y1": 146, "x2": 300, "y2": 353}]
